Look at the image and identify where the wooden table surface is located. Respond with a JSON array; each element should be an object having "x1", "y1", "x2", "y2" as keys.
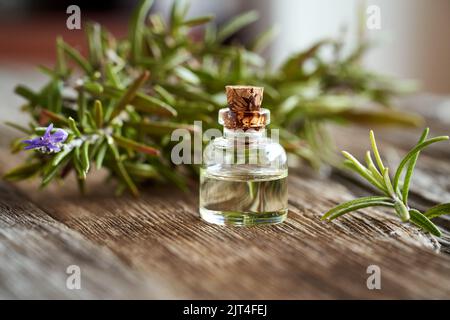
[{"x1": 1, "y1": 93, "x2": 450, "y2": 299}]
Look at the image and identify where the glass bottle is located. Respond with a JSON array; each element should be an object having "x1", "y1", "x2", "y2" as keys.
[{"x1": 200, "y1": 85, "x2": 288, "y2": 226}]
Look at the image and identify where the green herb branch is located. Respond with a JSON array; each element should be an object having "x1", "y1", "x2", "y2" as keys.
[
  {"x1": 322, "y1": 129, "x2": 450, "y2": 237},
  {"x1": 4, "y1": 0, "x2": 420, "y2": 195}
]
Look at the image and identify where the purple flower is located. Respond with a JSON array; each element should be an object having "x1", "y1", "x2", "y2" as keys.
[{"x1": 23, "y1": 123, "x2": 68, "y2": 153}]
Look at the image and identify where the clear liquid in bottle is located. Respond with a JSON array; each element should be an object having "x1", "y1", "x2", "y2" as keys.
[{"x1": 199, "y1": 168, "x2": 288, "y2": 226}]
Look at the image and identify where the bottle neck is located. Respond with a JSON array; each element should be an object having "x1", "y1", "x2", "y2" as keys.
[{"x1": 223, "y1": 128, "x2": 266, "y2": 141}]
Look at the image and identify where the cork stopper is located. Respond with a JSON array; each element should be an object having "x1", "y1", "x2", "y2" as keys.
[
  {"x1": 226, "y1": 85, "x2": 264, "y2": 112},
  {"x1": 220, "y1": 85, "x2": 269, "y2": 131}
]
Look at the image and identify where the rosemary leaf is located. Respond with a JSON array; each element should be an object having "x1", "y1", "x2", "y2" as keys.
[
  {"x1": 3, "y1": 162, "x2": 41, "y2": 181},
  {"x1": 94, "y1": 100, "x2": 104, "y2": 128},
  {"x1": 14, "y1": 85, "x2": 39, "y2": 105},
  {"x1": 95, "y1": 142, "x2": 108, "y2": 170},
  {"x1": 342, "y1": 151, "x2": 387, "y2": 192},
  {"x1": 424, "y1": 203, "x2": 450, "y2": 220},
  {"x1": 365, "y1": 151, "x2": 384, "y2": 184},
  {"x1": 153, "y1": 85, "x2": 176, "y2": 106},
  {"x1": 409, "y1": 209, "x2": 441, "y2": 237},
  {"x1": 394, "y1": 199, "x2": 410, "y2": 222},
  {"x1": 83, "y1": 81, "x2": 104, "y2": 95},
  {"x1": 369, "y1": 130, "x2": 385, "y2": 172},
  {"x1": 322, "y1": 196, "x2": 394, "y2": 221},
  {"x1": 130, "y1": 120, "x2": 197, "y2": 136},
  {"x1": 9, "y1": 0, "x2": 431, "y2": 198},
  {"x1": 182, "y1": 15, "x2": 214, "y2": 27},
  {"x1": 251, "y1": 25, "x2": 279, "y2": 53},
  {"x1": 81, "y1": 141, "x2": 90, "y2": 173},
  {"x1": 68, "y1": 117, "x2": 82, "y2": 137},
  {"x1": 170, "y1": 0, "x2": 189, "y2": 30},
  {"x1": 402, "y1": 128, "x2": 429, "y2": 204},
  {"x1": 130, "y1": 0, "x2": 154, "y2": 63},
  {"x1": 52, "y1": 146, "x2": 72, "y2": 166},
  {"x1": 393, "y1": 135, "x2": 449, "y2": 191},
  {"x1": 41, "y1": 109, "x2": 69, "y2": 125},
  {"x1": 382, "y1": 168, "x2": 396, "y2": 199},
  {"x1": 217, "y1": 11, "x2": 259, "y2": 42},
  {"x1": 326, "y1": 129, "x2": 448, "y2": 236},
  {"x1": 59, "y1": 40, "x2": 93, "y2": 75},
  {"x1": 4, "y1": 122, "x2": 32, "y2": 134},
  {"x1": 112, "y1": 134, "x2": 160, "y2": 156},
  {"x1": 56, "y1": 37, "x2": 68, "y2": 76},
  {"x1": 77, "y1": 89, "x2": 87, "y2": 126},
  {"x1": 110, "y1": 70, "x2": 150, "y2": 120},
  {"x1": 124, "y1": 162, "x2": 159, "y2": 179},
  {"x1": 73, "y1": 146, "x2": 86, "y2": 180},
  {"x1": 115, "y1": 158, "x2": 139, "y2": 196}
]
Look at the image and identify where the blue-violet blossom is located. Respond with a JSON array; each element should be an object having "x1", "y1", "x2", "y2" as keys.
[{"x1": 23, "y1": 123, "x2": 68, "y2": 153}]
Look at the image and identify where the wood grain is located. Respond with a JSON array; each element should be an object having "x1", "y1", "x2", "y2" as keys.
[
  {"x1": 1, "y1": 95, "x2": 450, "y2": 299},
  {"x1": 3, "y1": 159, "x2": 449, "y2": 299},
  {"x1": 0, "y1": 181, "x2": 171, "y2": 299}
]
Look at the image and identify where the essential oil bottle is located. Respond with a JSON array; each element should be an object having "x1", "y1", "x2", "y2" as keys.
[{"x1": 199, "y1": 85, "x2": 288, "y2": 226}]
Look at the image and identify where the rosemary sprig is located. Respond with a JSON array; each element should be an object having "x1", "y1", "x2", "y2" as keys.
[
  {"x1": 4, "y1": 0, "x2": 420, "y2": 195},
  {"x1": 322, "y1": 129, "x2": 449, "y2": 237}
]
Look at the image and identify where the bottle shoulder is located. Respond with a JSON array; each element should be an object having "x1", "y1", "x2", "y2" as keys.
[
  {"x1": 203, "y1": 136, "x2": 287, "y2": 171},
  {"x1": 205, "y1": 136, "x2": 285, "y2": 151}
]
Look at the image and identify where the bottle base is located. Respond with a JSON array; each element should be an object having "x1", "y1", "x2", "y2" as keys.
[{"x1": 199, "y1": 208, "x2": 288, "y2": 226}]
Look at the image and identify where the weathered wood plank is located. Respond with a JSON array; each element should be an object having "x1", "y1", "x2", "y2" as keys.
[
  {"x1": 6, "y1": 168, "x2": 448, "y2": 299},
  {"x1": 0, "y1": 180, "x2": 170, "y2": 299},
  {"x1": 1, "y1": 95, "x2": 450, "y2": 299}
]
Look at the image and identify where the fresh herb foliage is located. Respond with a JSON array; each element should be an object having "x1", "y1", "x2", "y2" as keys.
[
  {"x1": 4, "y1": 0, "x2": 419, "y2": 195},
  {"x1": 322, "y1": 129, "x2": 449, "y2": 237}
]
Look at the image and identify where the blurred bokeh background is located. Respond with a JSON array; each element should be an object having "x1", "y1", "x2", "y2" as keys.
[{"x1": 0, "y1": 0, "x2": 449, "y2": 124}]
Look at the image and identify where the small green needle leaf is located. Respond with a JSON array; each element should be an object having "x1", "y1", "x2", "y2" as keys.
[
  {"x1": 124, "y1": 162, "x2": 158, "y2": 179},
  {"x1": 153, "y1": 85, "x2": 175, "y2": 106},
  {"x1": 81, "y1": 141, "x2": 90, "y2": 173},
  {"x1": 112, "y1": 134, "x2": 160, "y2": 156},
  {"x1": 409, "y1": 209, "x2": 441, "y2": 237},
  {"x1": 394, "y1": 200, "x2": 410, "y2": 222},
  {"x1": 4, "y1": 122, "x2": 32, "y2": 134},
  {"x1": 394, "y1": 135, "x2": 449, "y2": 191},
  {"x1": 52, "y1": 146, "x2": 72, "y2": 166},
  {"x1": 94, "y1": 100, "x2": 104, "y2": 128},
  {"x1": 59, "y1": 40, "x2": 93, "y2": 75},
  {"x1": 182, "y1": 15, "x2": 214, "y2": 27},
  {"x1": 369, "y1": 130, "x2": 385, "y2": 173},
  {"x1": 110, "y1": 70, "x2": 150, "y2": 120},
  {"x1": 251, "y1": 25, "x2": 279, "y2": 53},
  {"x1": 41, "y1": 109, "x2": 69, "y2": 125},
  {"x1": 3, "y1": 162, "x2": 41, "y2": 181},
  {"x1": 424, "y1": 203, "x2": 450, "y2": 219},
  {"x1": 130, "y1": 0, "x2": 154, "y2": 63},
  {"x1": 56, "y1": 37, "x2": 67, "y2": 75},
  {"x1": 401, "y1": 128, "x2": 429, "y2": 204},
  {"x1": 68, "y1": 117, "x2": 82, "y2": 137},
  {"x1": 170, "y1": 0, "x2": 189, "y2": 30},
  {"x1": 73, "y1": 146, "x2": 86, "y2": 180},
  {"x1": 112, "y1": 153, "x2": 139, "y2": 196},
  {"x1": 365, "y1": 151, "x2": 384, "y2": 183},
  {"x1": 342, "y1": 151, "x2": 387, "y2": 192},
  {"x1": 95, "y1": 142, "x2": 108, "y2": 170},
  {"x1": 322, "y1": 196, "x2": 393, "y2": 220},
  {"x1": 14, "y1": 85, "x2": 39, "y2": 105},
  {"x1": 217, "y1": 11, "x2": 259, "y2": 42},
  {"x1": 383, "y1": 168, "x2": 396, "y2": 198},
  {"x1": 83, "y1": 81, "x2": 104, "y2": 95}
]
